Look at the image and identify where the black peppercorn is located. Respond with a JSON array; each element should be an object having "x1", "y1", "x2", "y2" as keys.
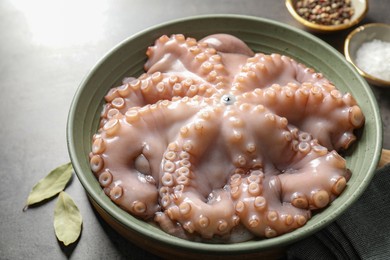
[{"x1": 295, "y1": 0, "x2": 355, "y2": 26}]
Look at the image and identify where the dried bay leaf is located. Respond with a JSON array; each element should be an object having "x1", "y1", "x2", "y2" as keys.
[
  {"x1": 54, "y1": 191, "x2": 83, "y2": 246},
  {"x1": 24, "y1": 162, "x2": 73, "y2": 210}
]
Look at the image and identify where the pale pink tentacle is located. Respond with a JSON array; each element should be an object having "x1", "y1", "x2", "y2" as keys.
[
  {"x1": 158, "y1": 106, "x2": 241, "y2": 239},
  {"x1": 236, "y1": 83, "x2": 364, "y2": 150},
  {"x1": 90, "y1": 98, "x2": 205, "y2": 219}
]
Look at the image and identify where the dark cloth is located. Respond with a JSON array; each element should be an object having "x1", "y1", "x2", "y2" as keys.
[{"x1": 287, "y1": 164, "x2": 390, "y2": 260}]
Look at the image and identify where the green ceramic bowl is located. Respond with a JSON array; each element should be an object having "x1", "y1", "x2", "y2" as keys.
[{"x1": 67, "y1": 15, "x2": 382, "y2": 258}]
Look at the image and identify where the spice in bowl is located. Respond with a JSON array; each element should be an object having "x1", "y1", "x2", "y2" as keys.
[
  {"x1": 355, "y1": 39, "x2": 390, "y2": 82},
  {"x1": 296, "y1": 0, "x2": 355, "y2": 26}
]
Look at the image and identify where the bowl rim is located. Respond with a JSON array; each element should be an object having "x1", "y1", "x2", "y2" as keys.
[
  {"x1": 344, "y1": 23, "x2": 390, "y2": 87},
  {"x1": 285, "y1": 0, "x2": 368, "y2": 32},
  {"x1": 67, "y1": 14, "x2": 382, "y2": 254}
]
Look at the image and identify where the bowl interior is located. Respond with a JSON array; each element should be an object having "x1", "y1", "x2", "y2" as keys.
[
  {"x1": 286, "y1": 0, "x2": 368, "y2": 32},
  {"x1": 67, "y1": 15, "x2": 382, "y2": 255},
  {"x1": 345, "y1": 23, "x2": 390, "y2": 86}
]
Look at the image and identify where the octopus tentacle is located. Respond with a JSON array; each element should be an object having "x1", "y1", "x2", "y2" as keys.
[
  {"x1": 101, "y1": 74, "x2": 218, "y2": 126},
  {"x1": 154, "y1": 211, "x2": 195, "y2": 240},
  {"x1": 231, "y1": 170, "x2": 311, "y2": 238},
  {"x1": 237, "y1": 83, "x2": 364, "y2": 150},
  {"x1": 231, "y1": 53, "x2": 330, "y2": 94},
  {"x1": 221, "y1": 103, "x2": 311, "y2": 237},
  {"x1": 159, "y1": 108, "x2": 241, "y2": 238},
  {"x1": 91, "y1": 98, "x2": 208, "y2": 219},
  {"x1": 224, "y1": 101, "x2": 294, "y2": 166},
  {"x1": 145, "y1": 34, "x2": 230, "y2": 88},
  {"x1": 199, "y1": 34, "x2": 255, "y2": 57},
  {"x1": 278, "y1": 148, "x2": 351, "y2": 210},
  {"x1": 90, "y1": 115, "x2": 160, "y2": 218}
]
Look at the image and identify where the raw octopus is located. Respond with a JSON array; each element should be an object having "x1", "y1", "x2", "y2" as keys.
[{"x1": 89, "y1": 34, "x2": 364, "y2": 242}]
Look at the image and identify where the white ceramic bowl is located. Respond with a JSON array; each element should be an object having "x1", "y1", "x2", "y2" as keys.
[{"x1": 344, "y1": 23, "x2": 390, "y2": 87}]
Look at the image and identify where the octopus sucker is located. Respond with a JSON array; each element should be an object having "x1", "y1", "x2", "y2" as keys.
[
  {"x1": 111, "y1": 97, "x2": 125, "y2": 110},
  {"x1": 283, "y1": 214, "x2": 294, "y2": 226},
  {"x1": 161, "y1": 172, "x2": 174, "y2": 187},
  {"x1": 331, "y1": 176, "x2": 347, "y2": 195},
  {"x1": 349, "y1": 105, "x2": 365, "y2": 128},
  {"x1": 90, "y1": 33, "x2": 365, "y2": 242},
  {"x1": 294, "y1": 214, "x2": 307, "y2": 226},
  {"x1": 117, "y1": 83, "x2": 131, "y2": 96},
  {"x1": 267, "y1": 210, "x2": 279, "y2": 222},
  {"x1": 198, "y1": 216, "x2": 210, "y2": 228},
  {"x1": 103, "y1": 118, "x2": 120, "y2": 136},
  {"x1": 106, "y1": 108, "x2": 120, "y2": 120},
  {"x1": 104, "y1": 88, "x2": 120, "y2": 102},
  {"x1": 110, "y1": 185, "x2": 123, "y2": 200},
  {"x1": 90, "y1": 154, "x2": 104, "y2": 173},
  {"x1": 98, "y1": 170, "x2": 113, "y2": 187},
  {"x1": 291, "y1": 192, "x2": 309, "y2": 209},
  {"x1": 92, "y1": 137, "x2": 106, "y2": 154},
  {"x1": 254, "y1": 196, "x2": 267, "y2": 210},
  {"x1": 230, "y1": 186, "x2": 241, "y2": 199},
  {"x1": 132, "y1": 201, "x2": 147, "y2": 214},
  {"x1": 310, "y1": 190, "x2": 330, "y2": 209}
]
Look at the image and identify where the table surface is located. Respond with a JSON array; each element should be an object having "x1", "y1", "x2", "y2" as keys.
[{"x1": 1, "y1": 0, "x2": 389, "y2": 259}]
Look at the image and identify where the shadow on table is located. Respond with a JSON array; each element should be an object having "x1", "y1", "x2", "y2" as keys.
[{"x1": 91, "y1": 203, "x2": 162, "y2": 259}]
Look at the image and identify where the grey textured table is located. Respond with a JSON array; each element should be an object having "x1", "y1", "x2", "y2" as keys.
[{"x1": 1, "y1": 0, "x2": 389, "y2": 259}]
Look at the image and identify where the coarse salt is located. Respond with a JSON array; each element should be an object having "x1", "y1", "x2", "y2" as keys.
[{"x1": 355, "y1": 39, "x2": 390, "y2": 82}]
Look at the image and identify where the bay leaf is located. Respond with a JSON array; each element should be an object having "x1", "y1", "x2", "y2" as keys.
[
  {"x1": 54, "y1": 191, "x2": 83, "y2": 246},
  {"x1": 24, "y1": 162, "x2": 73, "y2": 210}
]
